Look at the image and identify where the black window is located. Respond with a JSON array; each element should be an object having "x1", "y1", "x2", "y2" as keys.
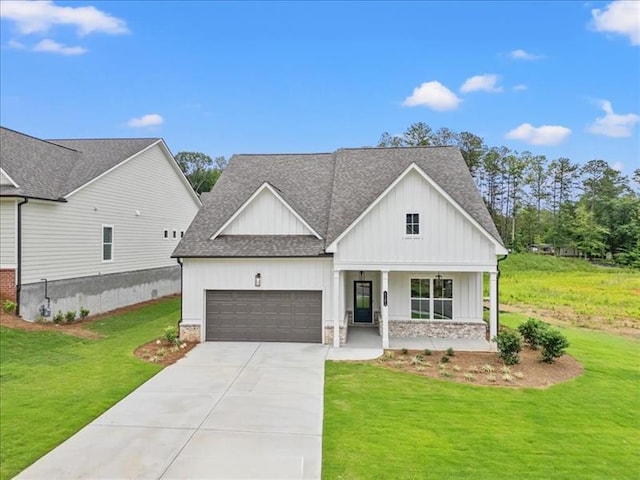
[{"x1": 406, "y1": 213, "x2": 419, "y2": 235}]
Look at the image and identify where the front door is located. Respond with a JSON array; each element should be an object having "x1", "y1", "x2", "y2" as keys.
[{"x1": 354, "y1": 281, "x2": 373, "y2": 323}]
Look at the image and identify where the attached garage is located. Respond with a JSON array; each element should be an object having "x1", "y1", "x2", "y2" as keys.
[{"x1": 205, "y1": 290, "x2": 322, "y2": 342}]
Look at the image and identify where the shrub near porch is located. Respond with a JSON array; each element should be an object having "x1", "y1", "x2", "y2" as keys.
[{"x1": 322, "y1": 312, "x2": 640, "y2": 479}]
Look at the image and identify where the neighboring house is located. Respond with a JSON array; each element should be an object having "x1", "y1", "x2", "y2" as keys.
[
  {"x1": 0, "y1": 126, "x2": 201, "y2": 320},
  {"x1": 173, "y1": 147, "x2": 508, "y2": 349}
]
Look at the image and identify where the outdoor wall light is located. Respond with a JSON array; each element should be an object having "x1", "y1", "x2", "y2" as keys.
[{"x1": 255, "y1": 273, "x2": 261, "y2": 287}]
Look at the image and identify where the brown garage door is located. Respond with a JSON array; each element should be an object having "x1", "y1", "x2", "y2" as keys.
[{"x1": 205, "y1": 290, "x2": 322, "y2": 342}]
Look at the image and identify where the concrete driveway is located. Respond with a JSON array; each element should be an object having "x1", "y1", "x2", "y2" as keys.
[{"x1": 17, "y1": 342, "x2": 329, "y2": 480}]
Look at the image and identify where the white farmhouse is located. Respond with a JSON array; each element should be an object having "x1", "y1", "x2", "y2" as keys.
[
  {"x1": 0, "y1": 126, "x2": 201, "y2": 320},
  {"x1": 174, "y1": 147, "x2": 507, "y2": 349}
]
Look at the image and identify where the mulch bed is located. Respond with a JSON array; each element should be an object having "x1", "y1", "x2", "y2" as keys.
[
  {"x1": 134, "y1": 339, "x2": 197, "y2": 366},
  {"x1": 370, "y1": 347, "x2": 583, "y2": 388}
]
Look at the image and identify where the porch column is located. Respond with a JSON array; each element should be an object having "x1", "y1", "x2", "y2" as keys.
[
  {"x1": 489, "y1": 271, "x2": 498, "y2": 349},
  {"x1": 333, "y1": 269, "x2": 340, "y2": 348},
  {"x1": 381, "y1": 270, "x2": 389, "y2": 349}
]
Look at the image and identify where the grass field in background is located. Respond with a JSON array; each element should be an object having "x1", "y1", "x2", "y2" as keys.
[
  {"x1": 323, "y1": 312, "x2": 640, "y2": 479},
  {"x1": 0, "y1": 298, "x2": 180, "y2": 480},
  {"x1": 496, "y1": 254, "x2": 640, "y2": 329}
]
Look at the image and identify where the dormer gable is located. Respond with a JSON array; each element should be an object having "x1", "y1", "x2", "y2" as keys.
[{"x1": 211, "y1": 182, "x2": 322, "y2": 239}]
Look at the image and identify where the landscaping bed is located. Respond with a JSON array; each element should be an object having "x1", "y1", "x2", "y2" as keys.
[{"x1": 372, "y1": 347, "x2": 583, "y2": 388}]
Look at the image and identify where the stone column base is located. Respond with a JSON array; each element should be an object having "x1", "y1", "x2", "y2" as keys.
[{"x1": 179, "y1": 324, "x2": 201, "y2": 342}]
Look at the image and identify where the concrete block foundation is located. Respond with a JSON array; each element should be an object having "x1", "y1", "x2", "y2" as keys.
[{"x1": 19, "y1": 265, "x2": 181, "y2": 321}]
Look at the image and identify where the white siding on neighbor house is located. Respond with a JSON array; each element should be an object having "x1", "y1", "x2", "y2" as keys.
[
  {"x1": 221, "y1": 188, "x2": 313, "y2": 235},
  {"x1": 388, "y1": 271, "x2": 483, "y2": 321},
  {"x1": 334, "y1": 170, "x2": 497, "y2": 269},
  {"x1": 182, "y1": 257, "x2": 334, "y2": 337},
  {"x1": 20, "y1": 144, "x2": 200, "y2": 284},
  {"x1": 0, "y1": 199, "x2": 17, "y2": 267}
]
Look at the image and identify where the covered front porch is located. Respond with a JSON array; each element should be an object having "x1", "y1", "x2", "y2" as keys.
[{"x1": 326, "y1": 268, "x2": 499, "y2": 351}]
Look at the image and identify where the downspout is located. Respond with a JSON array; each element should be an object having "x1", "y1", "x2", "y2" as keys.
[
  {"x1": 176, "y1": 257, "x2": 183, "y2": 327},
  {"x1": 496, "y1": 254, "x2": 509, "y2": 333},
  {"x1": 15, "y1": 197, "x2": 29, "y2": 317}
]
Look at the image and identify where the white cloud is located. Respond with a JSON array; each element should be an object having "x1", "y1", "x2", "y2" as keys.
[
  {"x1": 403, "y1": 81, "x2": 462, "y2": 111},
  {"x1": 509, "y1": 49, "x2": 544, "y2": 60},
  {"x1": 588, "y1": 100, "x2": 640, "y2": 137},
  {"x1": 33, "y1": 38, "x2": 87, "y2": 55},
  {"x1": 505, "y1": 123, "x2": 572, "y2": 145},
  {"x1": 0, "y1": 0, "x2": 128, "y2": 36},
  {"x1": 611, "y1": 161, "x2": 624, "y2": 172},
  {"x1": 591, "y1": 1, "x2": 640, "y2": 46},
  {"x1": 7, "y1": 39, "x2": 26, "y2": 50},
  {"x1": 460, "y1": 74, "x2": 502, "y2": 93},
  {"x1": 127, "y1": 114, "x2": 164, "y2": 128},
  {"x1": 513, "y1": 84, "x2": 528, "y2": 91}
]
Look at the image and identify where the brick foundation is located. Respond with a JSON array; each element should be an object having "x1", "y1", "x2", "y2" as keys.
[
  {"x1": 179, "y1": 323, "x2": 201, "y2": 342},
  {"x1": 0, "y1": 269, "x2": 16, "y2": 302}
]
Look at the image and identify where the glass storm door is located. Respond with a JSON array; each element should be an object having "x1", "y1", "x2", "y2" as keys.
[{"x1": 354, "y1": 281, "x2": 373, "y2": 323}]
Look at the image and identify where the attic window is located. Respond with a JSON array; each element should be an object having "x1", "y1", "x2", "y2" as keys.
[
  {"x1": 173, "y1": 230, "x2": 177, "y2": 239},
  {"x1": 180, "y1": 231, "x2": 184, "y2": 238},
  {"x1": 163, "y1": 229, "x2": 169, "y2": 239},
  {"x1": 406, "y1": 213, "x2": 420, "y2": 235}
]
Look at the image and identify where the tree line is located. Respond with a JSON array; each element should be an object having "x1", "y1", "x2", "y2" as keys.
[
  {"x1": 175, "y1": 122, "x2": 639, "y2": 267},
  {"x1": 379, "y1": 122, "x2": 640, "y2": 267}
]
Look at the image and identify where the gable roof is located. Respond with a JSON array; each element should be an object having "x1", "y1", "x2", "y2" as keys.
[
  {"x1": 0, "y1": 126, "x2": 159, "y2": 200},
  {"x1": 173, "y1": 146, "x2": 505, "y2": 258}
]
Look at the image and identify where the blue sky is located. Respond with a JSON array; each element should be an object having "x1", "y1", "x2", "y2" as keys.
[{"x1": 1, "y1": 1, "x2": 639, "y2": 173}]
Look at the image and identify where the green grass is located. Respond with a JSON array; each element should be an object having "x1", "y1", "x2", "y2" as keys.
[
  {"x1": 0, "y1": 297, "x2": 180, "y2": 480},
  {"x1": 323, "y1": 312, "x2": 640, "y2": 479},
  {"x1": 497, "y1": 254, "x2": 640, "y2": 328}
]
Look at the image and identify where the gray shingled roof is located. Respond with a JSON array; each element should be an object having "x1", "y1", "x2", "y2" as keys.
[
  {"x1": 0, "y1": 127, "x2": 158, "y2": 200},
  {"x1": 173, "y1": 146, "x2": 504, "y2": 257}
]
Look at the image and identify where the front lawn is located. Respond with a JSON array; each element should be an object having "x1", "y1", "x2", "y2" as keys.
[
  {"x1": 0, "y1": 297, "x2": 180, "y2": 480},
  {"x1": 323, "y1": 312, "x2": 640, "y2": 479}
]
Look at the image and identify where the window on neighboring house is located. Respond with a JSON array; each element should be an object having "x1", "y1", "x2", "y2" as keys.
[
  {"x1": 180, "y1": 231, "x2": 184, "y2": 238},
  {"x1": 410, "y1": 277, "x2": 453, "y2": 320},
  {"x1": 102, "y1": 226, "x2": 113, "y2": 261},
  {"x1": 406, "y1": 213, "x2": 420, "y2": 235},
  {"x1": 163, "y1": 229, "x2": 169, "y2": 239},
  {"x1": 173, "y1": 230, "x2": 177, "y2": 239}
]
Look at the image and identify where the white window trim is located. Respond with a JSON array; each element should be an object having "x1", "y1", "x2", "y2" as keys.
[
  {"x1": 404, "y1": 211, "x2": 422, "y2": 239},
  {"x1": 409, "y1": 277, "x2": 454, "y2": 320},
  {"x1": 102, "y1": 224, "x2": 114, "y2": 263}
]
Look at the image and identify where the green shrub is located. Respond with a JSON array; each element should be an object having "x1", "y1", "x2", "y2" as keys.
[
  {"x1": 65, "y1": 311, "x2": 76, "y2": 323},
  {"x1": 3, "y1": 299, "x2": 17, "y2": 313},
  {"x1": 162, "y1": 325, "x2": 179, "y2": 345},
  {"x1": 79, "y1": 307, "x2": 90, "y2": 319},
  {"x1": 494, "y1": 330, "x2": 522, "y2": 365},
  {"x1": 440, "y1": 354, "x2": 450, "y2": 363},
  {"x1": 540, "y1": 329, "x2": 570, "y2": 363},
  {"x1": 517, "y1": 318, "x2": 548, "y2": 350},
  {"x1": 400, "y1": 348, "x2": 408, "y2": 355},
  {"x1": 423, "y1": 348, "x2": 432, "y2": 356},
  {"x1": 445, "y1": 347, "x2": 455, "y2": 357},
  {"x1": 53, "y1": 311, "x2": 64, "y2": 324}
]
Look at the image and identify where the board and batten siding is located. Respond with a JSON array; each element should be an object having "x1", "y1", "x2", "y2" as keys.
[
  {"x1": 182, "y1": 257, "x2": 333, "y2": 339},
  {"x1": 20, "y1": 144, "x2": 200, "y2": 284},
  {"x1": 0, "y1": 199, "x2": 17, "y2": 267},
  {"x1": 221, "y1": 188, "x2": 313, "y2": 235},
  {"x1": 388, "y1": 271, "x2": 483, "y2": 321},
  {"x1": 334, "y1": 170, "x2": 497, "y2": 269}
]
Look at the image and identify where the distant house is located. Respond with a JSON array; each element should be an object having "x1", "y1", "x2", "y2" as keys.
[
  {"x1": 173, "y1": 147, "x2": 507, "y2": 349},
  {"x1": 529, "y1": 243, "x2": 554, "y2": 255},
  {"x1": 0, "y1": 127, "x2": 201, "y2": 320}
]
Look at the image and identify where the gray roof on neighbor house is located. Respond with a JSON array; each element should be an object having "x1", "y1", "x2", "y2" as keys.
[
  {"x1": 0, "y1": 127, "x2": 158, "y2": 200},
  {"x1": 173, "y1": 146, "x2": 504, "y2": 258}
]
